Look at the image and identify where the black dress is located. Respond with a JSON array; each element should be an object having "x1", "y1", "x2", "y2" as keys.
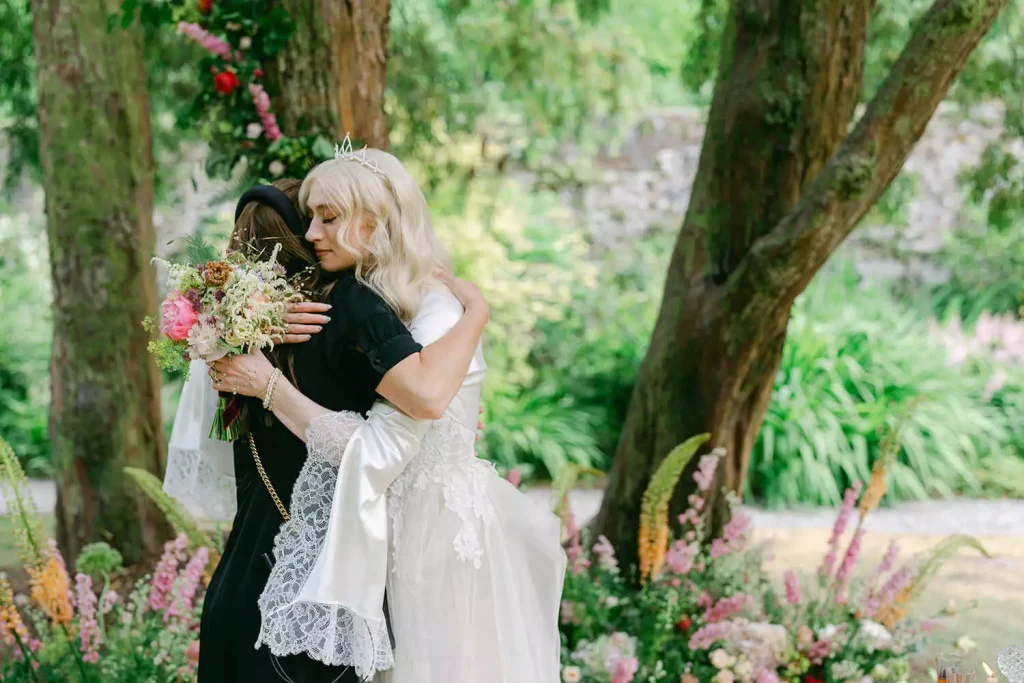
[{"x1": 198, "y1": 271, "x2": 422, "y2": 683}]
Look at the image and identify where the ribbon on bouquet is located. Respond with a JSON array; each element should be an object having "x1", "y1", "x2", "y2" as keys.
[{"x1": 209, "y1": 393, "x2": 246, "y2": 441}]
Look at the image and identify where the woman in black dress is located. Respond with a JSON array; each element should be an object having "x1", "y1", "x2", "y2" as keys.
[{"x1": 195, "y1": 180, "x2": 487, "y2": 683}]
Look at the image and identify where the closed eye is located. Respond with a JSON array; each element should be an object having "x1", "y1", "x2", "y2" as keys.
[{"x1": 322, "y1": 216, "x2": 337, "y2": 224}]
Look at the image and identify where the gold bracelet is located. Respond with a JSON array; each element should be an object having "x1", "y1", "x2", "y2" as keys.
[{"x1": 262, "y1": 368, "x2": 282, "y2": 410}]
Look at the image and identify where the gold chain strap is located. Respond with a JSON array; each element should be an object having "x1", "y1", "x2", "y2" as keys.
[{"x1": 248, "y1": 433, "x2": 290, "y2": 521}]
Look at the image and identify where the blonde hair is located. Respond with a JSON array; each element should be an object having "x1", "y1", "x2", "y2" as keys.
[{"x1": 299, "y1": 151, "x2": 450, "y2": 321}]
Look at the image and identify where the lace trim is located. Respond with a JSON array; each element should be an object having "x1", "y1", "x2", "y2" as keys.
[
  {"x1": 388, "y1": 416, "x2": 497, "y2": 570},
  {"x1": 256, "y1": 412, "x2": 394, "y2": 679},
  {"x1": 162, "y1": 446, "x2": 236, "y2": 521}
]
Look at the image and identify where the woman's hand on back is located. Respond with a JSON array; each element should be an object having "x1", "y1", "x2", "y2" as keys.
[
  {"x1": 276, "y1": 301, "x2": 332, "y2": 344},
  {"x1": 435, "y1": 271, "x2": 488, "y2": 322}
]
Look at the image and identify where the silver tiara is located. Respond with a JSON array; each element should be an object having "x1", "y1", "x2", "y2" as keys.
[{"x1": 334, "y1": 133, "x2": 386, "y2": 177}]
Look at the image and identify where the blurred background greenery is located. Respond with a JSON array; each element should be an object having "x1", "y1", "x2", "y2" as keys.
[{"x1": 1, "y1": 0, "x2": 1022, "y2": 505}]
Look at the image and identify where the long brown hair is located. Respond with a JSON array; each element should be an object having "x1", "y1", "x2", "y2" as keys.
[{"x1": 229, "y1": 179, "x2": 333, "y2": 398}]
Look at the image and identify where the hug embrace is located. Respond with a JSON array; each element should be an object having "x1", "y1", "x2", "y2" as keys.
[{"x1": 162, "y1": 142, "x2": 566, "y2": 683}]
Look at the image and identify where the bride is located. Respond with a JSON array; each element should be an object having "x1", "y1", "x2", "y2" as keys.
[{"x1": 208, "y1": 144, "x2": 566, "y2": 682}]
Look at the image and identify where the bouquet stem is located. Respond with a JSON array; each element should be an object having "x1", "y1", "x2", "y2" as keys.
[{"x1": 209, "y1": 394, "x2": 246, "y2": 441}]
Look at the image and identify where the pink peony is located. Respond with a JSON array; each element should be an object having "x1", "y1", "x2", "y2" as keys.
[
  {"x1": 609, "y1": 655, "x2": 638, "y2": 683},
  {"x1": 160, "y1": 294, "x2": 198, "y2": 341},
  {"x1": 755, "y1": 669, "x2": 781, "y2": 683}
]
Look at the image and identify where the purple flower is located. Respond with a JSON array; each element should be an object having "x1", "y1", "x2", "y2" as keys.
[
  {"x1": 689, "y1": 621, "x2": 731, "y2": 650},
  {"x1": 184, "y1": 289, "x2": 202, "y2": 312},
  {"x1": 593, "y1": 535, "x2": 618, "y2": 572},
  {"x1": 704, "y1": 593, "x2": 751, "y2": 623},
  {"x1": 818, "y1": 482, "x2": 862, "y2": 579},
  {"x1": 693, "y1": 454, "x2": 720, "y2": 492},
  {"x1": 148, "y1": 534, "x2": 188, "y2": 613},
  {"x1": 166, "y1": 547, "x2": 210, "y2": 623},
  {"x1": 75, "y1": 573, "x2": 102, "y2": 658},
  {"x1": 784, "y1": 570, "x2": 802, "y2": 605},
  {"x1": 665, "y1": 541, "x2": 698, "y2": 575},
  {"x1": 214, "y1": 290, "x2": 226, "y2": 303},
  {"x1": 834, "y1": 527, "x2": 865, "y2": 593}
]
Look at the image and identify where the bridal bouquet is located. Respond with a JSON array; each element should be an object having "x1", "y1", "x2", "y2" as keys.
[{"x1": 144, "y1": 238, "x2": 298, "y2": 440}]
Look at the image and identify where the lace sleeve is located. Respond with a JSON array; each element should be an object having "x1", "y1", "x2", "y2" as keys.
[
  {"x1": 162, "y1": 362, "x2": 236, "y2": 520},
  {"x1": 257, "y1": 406, "x2": 429, "y2": 679}
]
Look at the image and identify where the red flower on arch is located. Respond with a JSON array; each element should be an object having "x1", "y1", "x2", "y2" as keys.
[{"x1": 213, "y1": 71, "x2": 240, "y2": 94}]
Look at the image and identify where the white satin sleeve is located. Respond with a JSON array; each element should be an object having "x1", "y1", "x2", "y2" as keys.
[
  {"x1": 256, "y1": 404, "x2": 429, "y2": 678},
  {"x1": 162, "y1": 360, "x2": 236, "y2": 521}
]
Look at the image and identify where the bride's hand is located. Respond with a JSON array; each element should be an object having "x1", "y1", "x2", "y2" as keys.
[
  {"x1": 435, "y1": 271, "x2": 488, "y2": 321},
  {"x1": 274, "y1": 301, "x2": 332, "y2": 344},
  {"x1": 208, "y1": 350, "x2": 277, "y2": 398}
]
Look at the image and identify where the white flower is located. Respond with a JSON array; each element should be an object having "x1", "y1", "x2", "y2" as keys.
[
  {"x1": 187, "y1": 316, "x2": 227, "y2": 362},
  {"x1": 604, "y1": 596, "x2": 619, "y2": 608},
  {"x1": 239, "y1": 36, "x2": 252, "y2": 49},
  {"x1": 831, "y1": 660, "x2": 862, "y2": 681},
  {"x1": 861, "y1": 678, "x2": 876, "y2": 683},
  {"x1": 871, "y1": 664, "x2": 890, "y2": 679},
  {"x1": 561, "y1": 666, "x2": 581, "y2": 683},
  {"x1": 715, "y1": 670, "x2": 736, "y2": 683},
  {"x1": 818, "y1": 624, "x2": 841, "y2": 641},
  {"x1": 856, "y1": 620, "x2": 893, "y2": 653},
  {"x1": 268, "y1": 160, "x2": 285, "y2": 177},
  {"x1": 955, "y1": 635, "x2": 977, "y2": 653},
  {"x1": 710, "y1": 649, "x2": 732, "y2": 669},
  {"x1": 734, "y1": 660, "x2": 754, "y2": 681},
  {"x1": 246, "y1": 123, "x2": 263, "y2": 139}
]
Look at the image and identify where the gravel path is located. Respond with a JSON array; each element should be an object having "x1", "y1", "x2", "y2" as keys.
[{"x1": 5, "y1": 480, "x2": 1023, "y2": 537}]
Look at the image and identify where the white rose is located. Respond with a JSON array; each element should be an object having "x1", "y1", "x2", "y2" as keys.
[
  {"x1": 710, "y1": 649, "x2": 731, "y2": 669},
  {"x1": 955, "y1": 635, "x2": 977, "y2": 653},
  {"x1": 734, "y1": 660, "x2": 754, "y2": 681},
  {"x1": 871, "y1": 664, "x2": 890, "y2": 679},
  {"x1": 818, "y1": 624, "x2": 840, "y2": 641},
  {"x1": 268, "y1": 160, "x2": 285, "y2": 177},
  {"x1": 246, "y1": 123, "x2": 263, "y2": 139},
  {"x1": 239, "y1": 36, "x2": 252, "y2": 50},
  {"x1": 561, "y1": 666, "x2": 582, "y2": 683}
]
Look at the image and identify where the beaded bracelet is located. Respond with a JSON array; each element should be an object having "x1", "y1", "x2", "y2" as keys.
[{"x1": 262, "y1": 368, "x2": 282, "y2": 410}]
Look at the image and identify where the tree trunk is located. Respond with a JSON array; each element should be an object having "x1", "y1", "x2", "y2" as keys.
[
  {"x1": 33, "y1": 0, "x2": 170, "y2": 564},
  {"x1": 268, "y1": 0, "x2": 391, "y2": 148},
  {"x1": 594, "y1": 0, "x2": 1007, "y2": 570}
]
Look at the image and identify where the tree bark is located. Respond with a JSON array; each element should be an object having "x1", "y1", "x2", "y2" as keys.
[
  {"x1": 268, "y1": 0, "x2": 391, "y2": 148},
  {"x1": 594, "y1": 0, "x2": 1007, "y2": 570},
  {"x1": 33, "y1": 0, "x2": 170, "y2": 564}
]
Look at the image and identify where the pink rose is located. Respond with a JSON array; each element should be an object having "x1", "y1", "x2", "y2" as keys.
[{"x1": 161, "y1": 293, "x2": 198, "y2": 341}]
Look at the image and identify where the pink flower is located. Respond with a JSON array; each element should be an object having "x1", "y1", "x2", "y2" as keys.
[
  {"x1": 689, "y1": 621, "x2": 731, "y2": 650},
  {"x1": 693, "y1": 454, "x2": 720, "y2": 491},
  {"x1": 75, "y1": 573, "x2": 102, "y2": 658},
  {"x1": 248, "y1": 83, "x2": 282, "y2": 142},
  {"x1": 560, "y1": 600, "x2": 579, "y2": 625},
  {"x1": 704, "y1": 593, "x2": 751, "y2": 623},
  {"x1": 505, "y1": 467, "x2": 522, "y2": 489},
  {"x1": 148, "y1": 534, "x2": 189, "y2": 612},
  {"x1": 610, "y1": 655, "x2": 639, "y2": 683},
  {"x1": 818, "y1": 481, "x2": 862, "y2": 578},
  {"x1": 874, "y1": 540, "x2": 900, "y2": 581},
  {"x1": 593, "y1": 535, "x2": 618, "y2": 572},
  {"x1": 177, "y1": 22, "x2": 236, "y2": 61},
  {"x1": 834, "y1": 527, "x2": 865, "y2": 592},
  {"x1": 564, "y1": 509, "x2": 590, "y2": 576},
  {"x1": 82, "y1": 651, "x2": 99, "y2": 664},
  {"x1": 805, "y1": 639, "x2": 833, "y2": 664},
  {"x1": 160, "y1": 294, "x2": 199, "y2": 341},
  {"x1": 102, "y1": 590, "x2": 119, "y2": 615},
  {"x1": 784, "y1": 570, "x2": 802, "y2": 605},
  {"x1": 167, "y1": 547, "x2": 210, "y2": 622},
  {"x1": 185, "y1": 640, "x2": 201, "y2": 665},
  {"x1": 665, "y1": 541, "x2": 699, "y2": 575},
  {"x1": 755, "y1": 670, "x2": 781, "y2": 683}
]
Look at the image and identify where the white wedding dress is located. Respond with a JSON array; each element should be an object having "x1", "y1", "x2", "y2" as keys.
[{"x1": 255, "y1": 288, "x2": 566, "y2": 683}]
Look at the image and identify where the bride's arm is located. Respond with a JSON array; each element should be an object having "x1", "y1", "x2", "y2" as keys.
[{"x1": 210, "y1": 273, "x2": 485, "y2": 441}]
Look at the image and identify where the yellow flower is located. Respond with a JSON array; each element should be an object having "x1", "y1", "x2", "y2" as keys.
[
  {"x1": 0, "y1": 575, "x2": 29, "y2": 646},
  {"x1": 28, "y1": 543, "x2": 74, "y2": 631},
  {"x1": 858, "y1": 458, "x2": 888, "y2": 520}
]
